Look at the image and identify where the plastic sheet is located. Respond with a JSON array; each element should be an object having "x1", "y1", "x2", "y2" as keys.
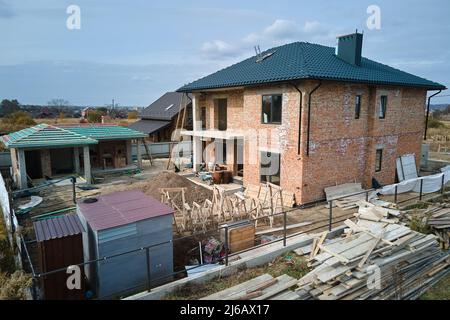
[{"x1": 379, "y1": 166, "x2": 450, "y2": 195}]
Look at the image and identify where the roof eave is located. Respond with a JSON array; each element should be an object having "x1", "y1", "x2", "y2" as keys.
[{"x1": 177, "y1": 76, "x2": 447, "y2": 92}]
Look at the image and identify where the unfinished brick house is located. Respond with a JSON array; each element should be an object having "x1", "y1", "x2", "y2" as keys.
[{"x1": 178, "y1": 33, "x2": 446, "y2": 205}]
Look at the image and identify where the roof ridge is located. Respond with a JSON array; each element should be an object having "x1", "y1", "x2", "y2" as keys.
[{"x1": 50, "y1": 124, "x2": 98, "y2": 141}]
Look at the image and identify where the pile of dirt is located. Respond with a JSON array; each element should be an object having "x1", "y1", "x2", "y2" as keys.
[{"x1": 101, "y1": 171, "x2": 213, "y2": 206}]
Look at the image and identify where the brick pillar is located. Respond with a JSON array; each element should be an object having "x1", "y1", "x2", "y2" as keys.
[
  {"x1": 40, "y1": 149, "x2": 52, "y2": 177},
  {"x1": 83, "y1": 146, "x2": 92, "y2": 184},
  {"x1": 126, "y1": 140, "x2": 132, "y2": 165},
  {"x1": 192, "y1": 94, "x2": 203, "y2": 172},
  {"x1": 136, "y1": 139, "x2": 142, "y2": 169},
  {"x1": 17, "y1": 149, "x2": 27, "y2": 189},
  {"x1": 73, "y1": 147, "x2": 80, "y2": 174}
]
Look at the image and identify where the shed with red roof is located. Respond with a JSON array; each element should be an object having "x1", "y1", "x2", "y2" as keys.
[{"x1": 77, "y1": 190, "x2": 174, "y2": 299}]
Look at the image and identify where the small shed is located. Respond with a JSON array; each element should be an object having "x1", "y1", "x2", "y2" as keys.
[
  {"x1": 77, "y1": 190, "x2": 174, "y2": 299},
  {"x1": 33, "y1": 214, "x2": 86, "y2": 300}
]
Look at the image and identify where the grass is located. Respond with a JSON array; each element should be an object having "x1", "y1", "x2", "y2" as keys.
[
  {"x1": 0, "y1": 209, "x2": 32, "y2": 300},
  {"x1": 420, "y1": 273, "x2": 450, "y2": 300},
  {"x1": 0, "y1": 210, "x2": 16, "y2": 273},
  {"x1": 409, "y1": 216, "x2": 433, "y2": 234},
  {"x1": 163, "y1": 252, "x2": 309, "y2": 300},
  {"x1": 403, "y1": 202, "x2": 430, "y2": 210}
]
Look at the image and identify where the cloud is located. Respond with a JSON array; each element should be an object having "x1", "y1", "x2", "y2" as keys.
[
  {"x1": 201, "y1": 40, "x2": 243, "y2": 60},
  {"x1": 0, "y1": 60, "x2": 216, "y2": 105},
  {"x1": 0, "y1": 1, "x2": 15, "y2": 18},
  {"x1": 201, "y1": 19, "x2": 334, "y2": 60}
]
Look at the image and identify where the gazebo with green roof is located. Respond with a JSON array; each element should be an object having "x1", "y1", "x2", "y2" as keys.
[{"x1": 0, "y1": 123, "x2": 147, "y2": 189}]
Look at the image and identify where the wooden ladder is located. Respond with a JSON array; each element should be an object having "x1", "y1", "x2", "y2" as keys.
[
  {"x1": 141, "y1": 138, "x2": 153, "y2": 166},
  {"x1": 167, "y1": 93, "x2": 189, "y2": 170}
]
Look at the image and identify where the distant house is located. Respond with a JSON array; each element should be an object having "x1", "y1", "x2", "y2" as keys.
[
  {"x1": 81, "y1": 107, "x2": 93, "y2": 119},
  {"x1": 129, "y1": 92, "x2": 192, "y2": 142}
]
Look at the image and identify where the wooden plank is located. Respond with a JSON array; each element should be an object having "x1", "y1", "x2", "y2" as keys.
[
  {"x1": 201, "y1": 274, "x2": 273, "y2": 300},
  {"x1": 255, "y1": 222, "x2": 312, "y2": 235},
  {"x1": 269, "y1": 290, "x2": 299, "y2": 300},
  {"x1": 253, "y1": 275, "x2": 298, "y2": 300},
  {"x1": 246, "y1": 278, "x2": 278, "y2": 294}
]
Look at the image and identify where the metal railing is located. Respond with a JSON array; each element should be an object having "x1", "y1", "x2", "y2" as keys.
[
  {"x1": 393, "y1": 175, "x2": 447, "y2": 205},
  {"x1": 19, "y1": 180, "x2": 449, "y2": 299},
  {"x1": 20, "y1": 201, "x2": 338, "y2": 299},
  {"x1": 327, "y1": 188, "x2": 374, "y2": 231}
]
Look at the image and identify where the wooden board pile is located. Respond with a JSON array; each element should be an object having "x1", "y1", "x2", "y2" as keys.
[
  {"x1": 295, "y1": 213, "x2": 450, "y2": 300},
  {"x1": 324, "y1": 183, "x2": 379, "y2": 210},
  {"x1": 201, "y1": 274, "x2": 298, "y2": 300},
  {"x1": 423, "y1": 205, "x2": 450, "y2": 250}
]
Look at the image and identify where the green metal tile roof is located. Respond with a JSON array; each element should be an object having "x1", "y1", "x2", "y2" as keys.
[
  {"x1": 0, "y1": 124, "x2": 98, "y2": 149},
  {"x1": 178, "y1": 42, "x2": 446, "y2": 92},
  {"x1": 61, "y1": 124, "x2": 147, "y2": 140}
]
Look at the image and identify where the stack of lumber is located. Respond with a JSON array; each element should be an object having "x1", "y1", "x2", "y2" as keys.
[
  {"x1": 201, "y1": 274, "x2": 299, "y2": 300},
  {"x1": 295, "y1": 215, "x2": 450, "y2": 300},
  {"x1": 355, "y1": 201, "x2": 401, "y2": 224},
  {"x1": 424, "y1": 205, "x2": 450, "y2": 249},
  {"x1": 325, "y1": 183, "x2": 377, "y2": 210}
]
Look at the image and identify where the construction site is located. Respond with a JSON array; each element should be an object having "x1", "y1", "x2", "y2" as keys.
[
  {"x1": 0, "y1": 126, "x2": 449, "y2": 300},
  {"x1": 1, "y1": 7, "x2": 449, "y2": 303}
]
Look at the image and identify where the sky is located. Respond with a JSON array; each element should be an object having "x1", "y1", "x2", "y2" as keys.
[{"x1": 0, "y1": 0, "x2": 449, "y2": 106}]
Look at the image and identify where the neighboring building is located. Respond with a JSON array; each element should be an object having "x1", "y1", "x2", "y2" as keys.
[
  {"x1": 34, "y1": 214, "x2": 85, "y2": 300},
  {"x1": 77, "y1": 190, "x2": 174, "y2": 299},
  {"x1": 81, "y1": 107, "x2": 93, "y2": 119},
  {"x1": 177, "y1": 32, "x2": 446, "y2": 205},
  {"x1": 0, "y1": 123, "x2": 146, "y2": 189},
  {"x1": 129, "y1": 92, "x2": 193, "y2": 142}
]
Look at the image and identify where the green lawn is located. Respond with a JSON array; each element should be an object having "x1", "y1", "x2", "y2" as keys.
[{"x1": 420, "y1": 273, "x2": 450, "y2": 300}]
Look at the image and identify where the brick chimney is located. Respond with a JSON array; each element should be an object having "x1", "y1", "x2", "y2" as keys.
[{"x1": 336, "y1": 32, "x2": 363, "y2": 66}]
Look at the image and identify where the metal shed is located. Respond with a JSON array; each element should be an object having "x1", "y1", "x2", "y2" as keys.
[
  {"x1": 33, "y1": 214, "x2": 86, "y2": 300},
  {"x1": 76, "y1": 190, "x2": 174, "y2": 299}
]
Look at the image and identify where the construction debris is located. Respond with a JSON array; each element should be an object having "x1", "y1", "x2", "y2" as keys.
[
  {"x1": 295, "y1": 209, "x2": 450, "y2": 300},
  {"x1": 201, "y1": 274, "x2": 298, "y2": 300},
  {"x1": 426, "y1": 206, "x2": 450, "y2": 250}
]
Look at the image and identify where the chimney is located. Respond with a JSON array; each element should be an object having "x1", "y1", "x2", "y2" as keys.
[{"x1": 336, "y1": 31, "x2": 363, "y2": 66}]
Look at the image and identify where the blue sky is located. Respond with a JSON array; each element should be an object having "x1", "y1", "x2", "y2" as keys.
[{"x1": 0, "y1": 0, "x2": 449, "y2": 106}]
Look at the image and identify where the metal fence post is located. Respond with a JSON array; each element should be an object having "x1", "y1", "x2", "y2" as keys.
[
  {"x1": 224, "y1": 225, "x2": 229, "y2": 266},
  {"x1": 394, "y1": 185, "x2": 398, "y2": 204},
  {"x1": 365, "y1": 191, "x2": 369, "y2": 202},
  {"x1": 328, "y1": 200, "x2": 333, "y2": 231},
  {"x1": 283, "y1": 211, "x2": 287, "y2": 247},
  {"x1": 441, "y1": 174, "x2": 445, "y2": 195},
  {"x1": 419, "y1": 179, "x2": 423, "y2": 201},
  {"x1": 71, "y1": 177, "x2": 76, "y2": 204},
  {"x1": 146, "y1": 247, "x2": 151, "y2": 292}
]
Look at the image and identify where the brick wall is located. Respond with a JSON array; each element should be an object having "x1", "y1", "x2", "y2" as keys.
[{"x1": 195, "y1": 80, "x2": 427, "y2": 204}]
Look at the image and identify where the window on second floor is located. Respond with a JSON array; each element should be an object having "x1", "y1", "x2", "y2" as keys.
[
  {"x1": 262, "y1": 94, "x2": 282, "y2": 124},
  {"x1": 379, "y1": 95, "x2": 387, "y2": 119},
  {"x1": 355, "y1": 95, "x2": 361, "y2": 119}
]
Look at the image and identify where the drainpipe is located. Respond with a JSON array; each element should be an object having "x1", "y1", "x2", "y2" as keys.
[
  {"x1": 290, "y1": 82, "x2": 303, "y2": 155},
  {"x1": 306, "y1": 81, "x2": 322, "y2": 156},
  {"x1": 424, "y1": 90, "x2": 441, "y2": 140}
]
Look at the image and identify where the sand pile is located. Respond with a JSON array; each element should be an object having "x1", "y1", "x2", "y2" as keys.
[{"x1": 100, "y1": 171, "x2": 213, "y2": 206}]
